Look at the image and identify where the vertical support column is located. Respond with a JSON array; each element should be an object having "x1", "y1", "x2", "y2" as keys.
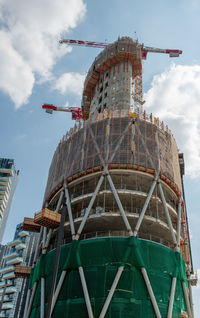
[
  {"x1": 40, "y1": 278, "x2": 45, "y2": 318},
  {"x1": 41, "y1": 225, "x2": 47, "y2": 317},
  {"x1": 24, "y1": 223, "x2": 44, "y2": 317},
  {"x1": 33, "y1": 226, "x2": 43, "y2": 264},
  {"x1": 25, "y1": 282, "x2": 38, "y2": 318},
  {"x1": 44, "y1": 190, "x2": 64, "y2": 253},
  {"x1": 23, "y1": 289, "x2": 31, "y2": 318},
  {"x1": 46, "y1": 202, "x2": 66, "y2": 318},
  {"x1": 188, "y1": 281, "x2": 194, "y2": 318}
]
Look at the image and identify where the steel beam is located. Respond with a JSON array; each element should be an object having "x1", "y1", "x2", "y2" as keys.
[
  {"x1": 167, "y1": 277, "x2": 177, "y2": 318},
  {"x1": 40, "y1": 277, "x2": 45, "y2": 318},
  {"x1": 176, "y1": 199, "x2": 182, "y2": 252},
  {"x1": 133, "y1": 179, "x2": 157, "y2": 236},
  {"x1": 107, "y1": 174, "x2": 133, "y2": 236},
  {"x1": 75, "y1": 175, "x2": 104, "y2": 240},
  {"x1": 26, "y1": 282, "x2": 38, "y2": 318},
  {"x1": 188, "y1": 280, "x2": 194, "y2": 318},
  {"x1": 158, "y1": 182, "x2": 177, "y2": 247},
  {"x1": 44, "y1": 190, "x2": 64, "y2": 253},
  {"x1": 79, "y1": 266, "x2": 94, "y2": 318},
  {"x1": 33, "y1": 226, "x2": 43, "y2": 265},
  {"x1": 42, "y1": 227, "x2": 47, "y2": 254},
  {"x1": 64, "y1": 183, "x2": 75, "y2": 239},
  {"x1": 46, "y1": 202, "x2": 67, "y2": 318},
  {"x1": 141, "y1": 268, "x2": 161, "y2": 318},
  {"x1": 182, "y1": 281, "x2": 193, "y2": 318},
  {"x1": 23, "y1": 288, "x2": 31, "y2": 318},
  {"x1": 99, "y1": 266, "x2": 124, "y2": 318},
  {"x1": 51, "y1": 270, "x2": 67, "y2": 315}
]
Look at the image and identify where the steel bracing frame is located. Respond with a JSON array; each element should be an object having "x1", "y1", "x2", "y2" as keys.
[{"x1": 24, "y1": 119, "x2": 194, "y2": 318}]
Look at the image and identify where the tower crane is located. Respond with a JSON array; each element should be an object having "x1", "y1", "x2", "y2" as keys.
[
  {"x1": 42, "y1": 38, "x2": 182, "y2": 118},
  {"x1": 59, "y1": 38, "x2": 182, "y2": 59},
  {"x1": 42, "y1": 104, "x2": 82, "y2": 120},
  {"x1": 60, "y1": 38, "x2": 182, "y2": 113}
]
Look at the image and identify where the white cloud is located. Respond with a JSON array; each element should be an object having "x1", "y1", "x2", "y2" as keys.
[
  {"x1": 54, "y1": 72, "x2": 85, "y2": 96},
  {"x1": 0, "y1": 31, "x2": 34, "y2": 108},
  {"x1": 144, "y1": 64, "x2": 200, "y2": 178},
  {"x1": 0, "y1": 0, "x2": 86, "y2": 108}
]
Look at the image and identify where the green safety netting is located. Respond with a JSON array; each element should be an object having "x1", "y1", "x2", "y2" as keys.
[{"x1": 29, "y1": 237, "x2": 187, "y2": 317}]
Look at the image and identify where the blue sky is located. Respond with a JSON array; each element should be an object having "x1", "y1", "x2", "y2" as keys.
[{"x1": 0, "y1": 0, "x2": 200, "y2": 315}]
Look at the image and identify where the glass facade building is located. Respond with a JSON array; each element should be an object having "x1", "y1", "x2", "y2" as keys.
[
  {"x1": 0, "y1": 223, "x2": 38, "y2": 318},
  {"x1": 0, "y1": 159, "x2": 19, "y2": 243}
]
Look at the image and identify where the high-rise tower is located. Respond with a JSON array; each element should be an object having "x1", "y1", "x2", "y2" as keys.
[
  {"x1": 0, "y1": 223, "x2": 39, "y2": 318},
  {"x1": 0, "y1": 158, "x2": 19, "y2": 243},
  {"x1": 25, "y1": 37, "x2": 195, "y2": 318}
]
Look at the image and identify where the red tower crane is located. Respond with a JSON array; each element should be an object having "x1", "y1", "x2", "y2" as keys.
[
  {"x1": 59, "y1": 38, "x2": 182, "y2": 58},
  {"x1": 42, "y1": 38, "x2": 182, "y2": 118},
  {"x1": 59, "y1": 38, "x2": 182, "y2": 113},
  {"x1": 42, "y1": 104, "x2": 82, "y2": 120}
]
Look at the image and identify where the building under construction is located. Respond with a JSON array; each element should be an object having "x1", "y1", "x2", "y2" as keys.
[{"x1": 23, "y1": 37, "x2": 196, "y2": 317}]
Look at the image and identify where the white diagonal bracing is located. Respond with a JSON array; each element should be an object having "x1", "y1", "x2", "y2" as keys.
[
  {"x1": 79, "y1": 266, "x2": 94, "y2": 318},
  {"x1": 176, "y1": 198, "x2": 182, "y2": 252},
  {"x1": 133, "y1": 178, "x2": 157, "y2": 236},
  {"x1": 158, "y1": 182, "x2": 177, "y2": 249},
  {"x1": 64, "y1": 182, "x2": 75, "y2": 239},
  {"x1": 141, "y1": 268, "x2": 161, "y2": 318},
  {"x1": 75, "y1": 174, "x2": 105, "y2": 240},
  {"x1": 167, "y1": 277, "x2": 177, "y2": 318},
  {"x1": 99, "y1": 266, "x2": 124, "y2": 318},
  {"x1": 51, "y1": 270, "x2": 67, "y2": 315},
  {"x1": 182, "y1": 281, "x2": 193, "y2": 318},
  {"x1": 106, "y1": 174, "x2": 134, "y2": 236}
]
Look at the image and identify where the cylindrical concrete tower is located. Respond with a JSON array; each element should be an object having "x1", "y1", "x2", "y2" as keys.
[{"x1": 25, "y1": 37, "x2": 195, "y2": 318}]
